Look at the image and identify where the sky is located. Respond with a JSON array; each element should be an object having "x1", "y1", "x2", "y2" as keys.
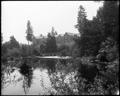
[{"x1": 2, "y1": 1, "x2": 103, "y2": 44}]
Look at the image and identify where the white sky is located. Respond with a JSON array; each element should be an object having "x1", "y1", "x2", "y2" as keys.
[{"x1": 1, "y1": 1, "x2": 103, "y2": 44}]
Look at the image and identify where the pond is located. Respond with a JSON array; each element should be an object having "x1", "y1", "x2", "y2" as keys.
[
  {"x1": 1, "y1": 56, "x2": 74, "y2": 95},
  {"x1": 1, "y1": 67, "x2": 56, "y2": 95},
  {"x1": 2, "y1": 57, "x2": 118, "y2": 95},
  {"x1": 1, "y1": 61, "x2": 77, "y2": 95}
]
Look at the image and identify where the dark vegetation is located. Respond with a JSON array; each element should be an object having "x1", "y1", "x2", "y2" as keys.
[{"x1": 1, "y1": 1, "x2": 119, "y2": 95}]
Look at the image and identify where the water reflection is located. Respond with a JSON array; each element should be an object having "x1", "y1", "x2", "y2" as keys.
[
  {"x1": 28, "y1": 68, "x2": 53, "y2": 95},
  {"x1": 1, "y1": 57, "x2": 74, "y2": 95},
  {"x1": 45, "y1": 59, "x2": 56, "y2": 74},
  {"x1": 1, "y1": 66, "x2": 53, "y2": 95},
  {"x1": 2, "y1": 68, "x2": 24, "y2": 95},
  {"x1": 19, "y1": 61, "x2": 33, "y2": 94},
  {"x1": 45, "y1": 59, "x2": 71, "y2": 74}
]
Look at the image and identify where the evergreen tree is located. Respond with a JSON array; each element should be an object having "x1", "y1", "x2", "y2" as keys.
[
  {"x1": 75, "y1": 5, "x2": 103, "y2": 56},
  {"x1": 26, "y1": 20, "x2": 34, "y2": 55},
  {"x1": 101, "y1": 1, "x2": 119, "y2": 44},
  {"x1": 26, "y1": 20, "x2": 33, "y2": 43},
  {"x1": 46, "y1": 27, "x2": 57, "y2": 55},
  {"x1": 75, "y1": 5, "x2": 87, "y2": 35}
]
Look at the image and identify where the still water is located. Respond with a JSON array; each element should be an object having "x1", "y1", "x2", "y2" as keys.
[
  {"x1": 1, "y1": 67, "x2": 55, "y2": 95},
  {"x1": 1, "y1": 65, "x2": 119, "y2": 95}
]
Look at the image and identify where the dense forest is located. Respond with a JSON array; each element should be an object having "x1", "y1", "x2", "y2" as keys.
[{"x1": 1, "y1": 1, "x2": 119, "y2": 95}]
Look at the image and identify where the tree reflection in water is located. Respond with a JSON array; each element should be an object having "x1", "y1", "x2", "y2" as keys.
[
  {"x1": 20, "y1": 60, "x2": 33, "y2": 94},
  {"x1": 45, "y1": 59, "x2": 56, "y2": 74}
]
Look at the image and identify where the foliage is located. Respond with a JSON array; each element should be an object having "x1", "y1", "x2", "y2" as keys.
[
  {"x1": 29, "y1": 31, "x2": 76, "y2": 56},
  {"x1": 31, "y1": 44, "x2": 40, "y2": 56},
  {"x1": 40, "y1": 44, "x2": 46, "y2": 54},
  {"x1": 20, "y1": 44, "x2": 29, "y2": 57},
  {"x1": 76, "y1": 37, "x2": 119, "y2": 95},
  {"x1": 75, "y1": 5, "x2": 87, "y2": 35},
  {"x1": 25, "y1": 20, "x2": 34, "y2": 56},
  {"x1": 98, "y1": 37, "x2": 119, "y2": 62},
  {"x1": 56, "y1": 33, "x2": 76, "y2": 48},
  {"x1": 71, "y1": 36, "x2": 119, "y2": 95},
  {"x1": 50, "y1": 71, "x2": 79, "y2": 95},
  {"x1": 57, "y1": 44, "x2": 69, "y2": 56},
  {"x1": 75, "y1": 1, "x2": 119, "y2": 57},
  {"x1": 87, "y1": 76, "x2": 105, "y2": 95},
  {"x1": 7, "y1": 48, "x2": 21, "y2": 57},
  {"x1": 101, "y1": 1, "x2": 119, "y2": 43},
  {"x1": 75, "y1": 5, "x2": 104, "y2": 56},
  {"x1": 97, "y1": 37, "x2": 119, "y2": 89},
  {"x1": 45, "y1": 27, "x2": 57, "y2": 54},
  {"x1": 10, "y1": 36, "x2": 20, "y2": 49},
  {"x1": 26, "y1": 20, "x2": 34, "y2": 43},
  {"x1": 2, "y1": 36, "x2": 20, "y2": 63}
]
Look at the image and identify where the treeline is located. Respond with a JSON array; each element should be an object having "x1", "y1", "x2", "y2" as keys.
[
  {"x1": 1, "y1": 23, "x2": 78, "y2": 63},
  {"x1": 1, "y1": 1, "x2": 119, "y2": 63}
]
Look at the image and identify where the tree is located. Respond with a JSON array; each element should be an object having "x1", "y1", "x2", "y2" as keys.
[
  {"x1": 26, "y1": 20, "x2": 34, "y2": 55},
  {"x1": 75, "y1": 5, "x2": 87, "y2": 35},
  {"x1": 102, "y1": 1, "x2": 119, "y2": 44},
  {"x1": 7, "y1": 48, "x2": 21, "y2": 57},
  {"x1": 95, "y1": 1, "x2": 119, "y2": 44},
  {"x1": 51, "y1": 27, "x2": 57, "y2": 36},
  {"x1": 75, "y1": 5, "x2": 104, "y2": 56},
  {"x1": 1, "y1": 42, "x2": 9, "y2": 63},
  {"x1": 40, "y1": 44, "x2": 46, "y2": 54},
  {"x1": 40, "y1": 34, "x2": 43, "y2": 38},
  {"x1": 2, "y1": 36, "x2": 20, "y2": 60},
  {"x1": 74, "y1": 1, "x2": 119, "y2": 95},
  {"x1": 20, "y1": 44, "x2": 29, "y2": 57},
  {"x1": 26, "y1": 20, "x2": 33, "y2": 43},
  {"x1": 46, "y1": 27, "x2": 57, "y2": 54},
  {"x1": 58, "y1": 44, "x2": 69, "y2": 56},
  {"x1": 10, "y1": 36, "x2": 20, "y2": 49}
]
